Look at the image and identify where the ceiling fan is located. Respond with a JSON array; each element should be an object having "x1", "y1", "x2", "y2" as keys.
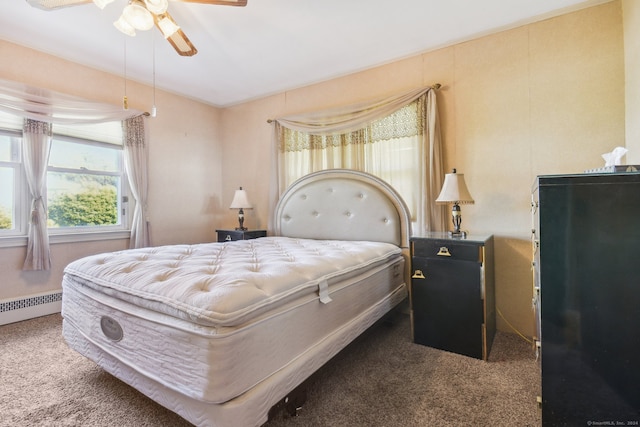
[{"x1": 26, "y1": 0, "x2": 248, "y2": 57}]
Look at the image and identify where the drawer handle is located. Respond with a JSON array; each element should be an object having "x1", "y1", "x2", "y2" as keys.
[
  {"x1": 437, "y1": 246, "x2": 451, "y2": 257},
  {"x1": 225, "y1": 235, "x2": 232, "y2": 241},
  {"x1": 412, "y1": 269, "x2": 426, "y2": 279}
]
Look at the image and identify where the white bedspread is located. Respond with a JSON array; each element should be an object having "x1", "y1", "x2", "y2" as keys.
[{"x1": 64, "y1": 236, "x2": 401, "y2": 327}]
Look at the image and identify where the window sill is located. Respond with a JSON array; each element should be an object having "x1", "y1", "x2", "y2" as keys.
[{"x1": 0, "y1": 230, "x2": 130, "y2": 248}]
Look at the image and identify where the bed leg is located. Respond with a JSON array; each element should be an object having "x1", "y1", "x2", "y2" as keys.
[
  {"x1": 284, "y1": 387, "x2": 307, "y2": 417},
  {"x1": 268, "y1": 385, "x2": 308, "y2": 421}
]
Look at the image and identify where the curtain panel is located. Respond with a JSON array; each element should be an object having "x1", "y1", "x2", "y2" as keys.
[
  {"x1": 270, "y1": 86, "x2": 446, "y2": 235},
  {"x1": 22, "y1": 119, "x2": 53, "y2": 271},
  {"x1": 123, "y1": 115, "x2": 150, "y2": 249}
]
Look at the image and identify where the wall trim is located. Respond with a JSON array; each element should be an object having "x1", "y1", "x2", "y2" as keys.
[{"x1": 0, "y1": 290, "x2": 62, "y2": 326}]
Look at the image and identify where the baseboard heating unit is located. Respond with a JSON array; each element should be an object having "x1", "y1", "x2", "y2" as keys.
[{"x1": 0, "y1": 291, "x2": 62, "y2": 326}]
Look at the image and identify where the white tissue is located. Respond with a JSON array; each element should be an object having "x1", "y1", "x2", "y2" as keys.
[{"x1": 602, "y1": 146, "x2": 628, "y2": 166}]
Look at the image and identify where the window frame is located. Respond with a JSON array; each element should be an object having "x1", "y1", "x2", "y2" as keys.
[
  {"x1": 0, "y1": 128, "x2": 28, "y2": 238},
  {"x1": 0, "y1": 121, "x2": 132, "y2": 248},
  {"x1": 46, "y1": 133, "x2": 130, "y2": 237}
]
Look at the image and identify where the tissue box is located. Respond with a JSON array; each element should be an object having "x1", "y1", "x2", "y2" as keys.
[{"x1": 584, "y1": 165, "x2": 640, "y2": 173}]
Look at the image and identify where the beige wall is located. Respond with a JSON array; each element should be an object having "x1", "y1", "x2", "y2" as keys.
[
  {"x1": 0, "y1": 1, "x2": 626, "y2": 338},
  {"x1": 0, "y1": 40, "x2": 223, "y2": 301},
  {"x1": 220, "y1": 1, "x2": 625, "y2": 337},
  {"x1": 624, "y1": 0, "x2": 640, "y2": 163}
]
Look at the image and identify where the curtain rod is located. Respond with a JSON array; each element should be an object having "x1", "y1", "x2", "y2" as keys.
[{"x1": 266, "y1": 83, "x2": 441, "y2": 124}]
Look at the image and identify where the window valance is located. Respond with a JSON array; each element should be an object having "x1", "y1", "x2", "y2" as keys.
[
  {"x1": 281, "y1": 100, "x2": 424, "y2": 152},
  {"x1": 0, "y1": 77, "x2": 142, "y2": 125},
  {"x1": 273, "y1": 86, "x2": 434, "y2": 135}
]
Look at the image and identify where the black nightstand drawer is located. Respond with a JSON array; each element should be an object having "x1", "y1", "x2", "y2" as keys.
[
  {"x1": 411, "y1": 239, "x2": 482, "y2": 262},
  {"x1": 216, "y1": 229, "x2": 266, "y2": 242}
]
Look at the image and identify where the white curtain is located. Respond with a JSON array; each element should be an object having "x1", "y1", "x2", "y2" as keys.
[
  {"x1": 271, "y1": 86, "x2": 445, "y2": 235},
  {"x1": 423, "y1": 89, "x2": 445, "y2": 234},
  {"x1": 123, "y1": 115, "x2": 150, "y2": 249},
  {"x1": 275, "y1": 87, "x2": 433, "y2": 134},
  {"x1": 0, "y1": 78, "x2": 145, "y2": 269},
  {"x1": 22, "y1": 119, "x2": 52, "y2": 271},
  {"x1": 0, "y1": 77, "x2": 142, "y2": 124}
]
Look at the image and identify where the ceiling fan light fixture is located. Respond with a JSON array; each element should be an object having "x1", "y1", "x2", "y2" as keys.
[
  {"x1": 123, "y1": 1, "x2": 154, "y2": 31},
  {"x1": 157, "y1": 16, "x2": 180, "y2": 38},
  {"x1": 143, "y1": 0, "x2": 168, "y2": 15},
  {"x1": 93, "y1": 0, "x2": 115, "y2": 9},
  {"x1": 114, "y1": 15, "x2": 136, "y2": 37}
]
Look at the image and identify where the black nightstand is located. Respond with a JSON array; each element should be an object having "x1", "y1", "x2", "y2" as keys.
[
  {"x1": 216, "y1": 229, "x2": 266, "y2": 242},
  {"x1": 410, "y1": 232, "x2": 495, "y2": 360}
]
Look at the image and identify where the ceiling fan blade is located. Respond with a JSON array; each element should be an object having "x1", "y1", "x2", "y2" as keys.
[
  {"x1": 170, "y1": 0, "x2": 247, "y2": 6},
  {"x1": 154, "y1": 12, "x2": 198, "y2": 56},
  {"x1": 26, "y1": 0, "x2": 92, "y2": 10},
  {"x1": 165, "y1": 29, "x2": 198, "y2": 57}
]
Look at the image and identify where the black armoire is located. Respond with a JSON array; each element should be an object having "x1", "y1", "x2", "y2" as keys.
[{"x1": 534, "y1": 172, "x2": 640, "y2": 426}]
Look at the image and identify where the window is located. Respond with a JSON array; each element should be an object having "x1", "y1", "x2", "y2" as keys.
[
  {"x1": 47, "y1": 135, "x2": 127, "y2": 233},
  {"x1": 0, "y1": 112, "x2": 129, "y2": 243},
  {"x1": 281, "y1": 101, "x2": 424, "y2": 223},
  {"x1": 0, "y1": 130, "x2": 25, "y2": 235}
]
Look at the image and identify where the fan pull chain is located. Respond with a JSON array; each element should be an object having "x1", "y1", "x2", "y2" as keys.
[
  {"x1": 123, "y1": 38, "x2": 129, "y2": 110},
  {"x1": 151, "y1": 30, "x2": 157, "y2": 117}
]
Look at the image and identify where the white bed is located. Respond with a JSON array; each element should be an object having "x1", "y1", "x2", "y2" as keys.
[{"x1": 61, "y1": 169, "x2": 411, "y2": 427}]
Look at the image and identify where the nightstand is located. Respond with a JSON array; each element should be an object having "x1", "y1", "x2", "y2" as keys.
[
  {"x1": 216, "y1": 229, "x2": 266, "y2": 242},
  {"x1": 410, "y1": 232, "x2": 495, "y2": 360}
]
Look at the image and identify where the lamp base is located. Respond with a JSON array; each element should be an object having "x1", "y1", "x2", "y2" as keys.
[
  {"x1": 236, "y1": 208, "x2": 246, "y2": 231},
  {"x1": 448, "y1": 230, "x2": 468, "y2": 238}
]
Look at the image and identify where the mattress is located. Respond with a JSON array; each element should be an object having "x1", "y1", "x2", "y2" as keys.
[{"x1": 62, "y1": 237, "x2": 405, "y2": 405}]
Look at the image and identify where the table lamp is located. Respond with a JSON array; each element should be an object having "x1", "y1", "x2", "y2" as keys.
[
  {"x1": 229, "y1": 187, "x2": 252, "y2": 230},
  {"x1": 436, "y1": 169, "x2": 474, "y2": 237}
]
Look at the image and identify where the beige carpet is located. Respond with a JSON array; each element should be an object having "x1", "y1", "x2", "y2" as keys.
[{"x1": 0, "y1": 311, "x2": 541, "y2": 426}]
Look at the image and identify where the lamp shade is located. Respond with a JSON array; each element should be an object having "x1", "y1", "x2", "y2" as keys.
[
  {"x1": 143, "y1": 0, "x2": 168, "y2": 14},
  {"x1": 230, "y1": 187, "x2": 252, "y2": 209},
  {"x1": 93, "y1": 0, "x2": 115, "y2": 9},
  {"x1": 123, "y1": 0, "x2": 154, "y2": 31},
  {"x1": 114, "y1": 14, "x2": 136, "y2": 36},
  {"x1": 436, "y1": 169, "x2": 474, "y2": 204}
]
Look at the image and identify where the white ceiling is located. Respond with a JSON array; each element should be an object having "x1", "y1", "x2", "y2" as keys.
[{"x1": 0, "y1": 0, "x2": 608, "y2": 107}]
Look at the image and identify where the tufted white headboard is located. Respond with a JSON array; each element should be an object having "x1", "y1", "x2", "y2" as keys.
[{"x1": 274, "y1": 169, "x2": 411, "y2": 251}]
